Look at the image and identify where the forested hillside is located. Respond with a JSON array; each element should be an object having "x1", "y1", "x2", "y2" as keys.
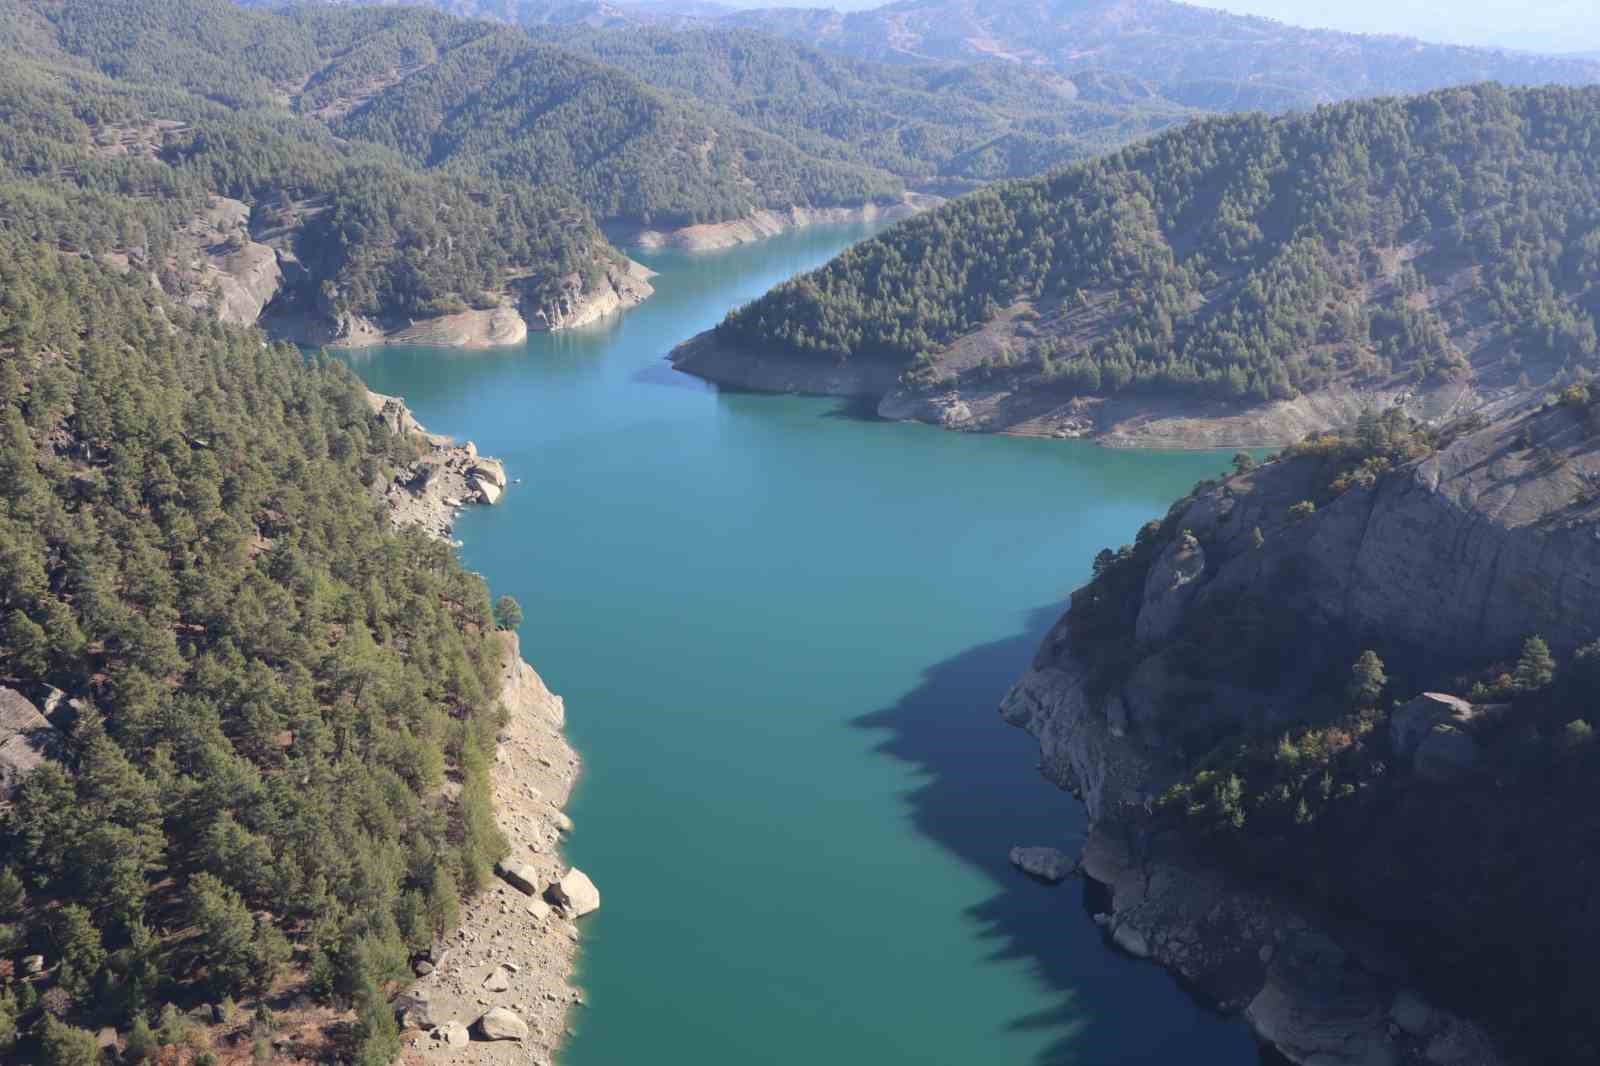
[
  {"x1": 0, "y1": 235, "x2": 512, "y2": 1063},
  {"x1": 715, "y1": 84, "x2": 1600, "y2": 418},
  {"x1": 325, "y1": 28, "x2": 900, "y2": 227},
  {"x1": 529, "y1": 25, "x2": 1193, "y2": 185},
  {"x1": 4, "y1": 0, "x2": 908, "y2": 240}
]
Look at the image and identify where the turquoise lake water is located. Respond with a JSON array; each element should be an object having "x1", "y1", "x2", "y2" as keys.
[{"x1": 342, "y1": 224, "x2": 1264, "y2": 1065}]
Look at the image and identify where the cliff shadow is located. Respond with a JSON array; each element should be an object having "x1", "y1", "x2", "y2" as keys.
[{"x1": 851, "y1": 603, "x2": 1276, "y2": 1066}]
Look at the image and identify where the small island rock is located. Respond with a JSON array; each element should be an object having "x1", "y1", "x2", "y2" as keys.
[{"x1": 1009, "y1": 846, "x2": 1077, "y2": 882}]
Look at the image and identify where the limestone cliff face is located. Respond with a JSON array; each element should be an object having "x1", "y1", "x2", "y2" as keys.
[{"x1": 1001, "y1": 401, "x2": 1600, "y2": 1065}]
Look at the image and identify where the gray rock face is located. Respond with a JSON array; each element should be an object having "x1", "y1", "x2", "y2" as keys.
[
  {"x1": 1245, "y1": 932, "x2": 1397, "y2": 1066},
  {"x1": 1170, "y1": 406, "x2": 1600, "y2": 663},
  {"x1": 0, "y1": 688, "x2": 54, "y2": 795},
  {"x1": 476, "y1": 1007, "x2": 529, "y2": 1042},
  {"x1": 1008, "y1": 846, "x2": 1077, "y2": 882},
  {"x1": 1136, "y1": 533, "x2": 1207, "y2": 644},
  {"x1": 546, "y1": 868, "x2": 600, "y2": 918},
  {"x1": 993, "y1": 407, "x2": 1600, "y2": 1065}
]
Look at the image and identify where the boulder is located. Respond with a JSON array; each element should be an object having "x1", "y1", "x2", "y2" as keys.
[
  {"x1": 413, "y1": 959, "x2": 434, "y2": 976},
  {"x1": 1391, "y1": 694, "x2": 1476, "y2": 760},
  {"x1": 471, "y1": 477, "x2": 503, "y2": 506},
  {"x1": 0, "y1": 688, "x2": 55, "y2": 795},
  {"x1": 496, "y1": 860, "x2": 542, "y2": 896},
  {"x1": 435, "y1": 1021, "x2": 470, "y2": 1048},
  {"x1": 525, "y1": 898, "x2": 553, "y2": 922},
  {"x1": 394, "y1": 991, "x2": 436, "y2": 1030},
  {"x1": 482, "y1": 967, "x2": 511, "y2": 993},
  {"x1": 1112, "y1": 923, "x2": 1151, "y2": 958},
  {"x1": 22, "y1": 954, "x2": 45, "y2": 975},
  {"x1": 476, "y1": 1007, "x2": 529, "y2": 1042},
  {"x1": 1008, "y1": 846, "x2": 1077, "y2": 883},
  {"x1": 470, "y1": 459, "x2": 507, "y2": 490},
  {"x1": 552, "y1": 809, "x2": 574, "y2": 834},
  {"x1": 545, "y1": 868, "x2": 601, "y2": 917}
]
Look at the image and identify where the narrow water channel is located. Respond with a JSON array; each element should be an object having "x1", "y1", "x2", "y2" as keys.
[{"x1": 342, "y1": 224, "x2": 1263, "y2": 1066}]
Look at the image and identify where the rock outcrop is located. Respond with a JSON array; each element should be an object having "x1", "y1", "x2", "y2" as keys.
[
  {"x1": 998, "y1": 401, "x2": 1600, "y2": 1064},
  {"x1": 366, "y1": 391, "x2": 510, "y2": 542},
  {"x1": 1008, "y1": 846, "x2": 1077, "y2": 882},
  {"x1": 527, "y1": 259, "x2": 655, "y2": 332},
  {"x1": 0, "y1": 688, "x2": 54, "y2": 795}
]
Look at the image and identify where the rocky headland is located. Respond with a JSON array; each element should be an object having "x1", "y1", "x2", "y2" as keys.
[
  {"x1": 609, "y1": 193, "x2": 941, "y2": 254},
  {"x1": 367, "y1": 392, "x2": 511, "y2": 542},
  {"x1": 1000, "y1": 397, "x2": 1600, "y2": 1064},
  {"x1": 127, "y1": 193, "x2": 656, "y2": 351}
]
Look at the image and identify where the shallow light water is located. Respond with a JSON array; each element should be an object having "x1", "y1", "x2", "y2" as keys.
[{"x1": 342, "y1": 224, "x2": 1264, "y2": 1066}]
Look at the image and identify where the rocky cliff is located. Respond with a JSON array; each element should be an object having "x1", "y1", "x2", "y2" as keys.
[
  {"x1": 526, "y1": 259, "x2": 655, "y2": 332},
  {"x1": 1001, "y1": 398, "x2": 1600, "y2": 1064}
]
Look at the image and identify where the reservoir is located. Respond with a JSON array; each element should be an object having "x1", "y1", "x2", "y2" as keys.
[{"x1": 342, "y1": 224, "x2": 1262, "y2": 1065}]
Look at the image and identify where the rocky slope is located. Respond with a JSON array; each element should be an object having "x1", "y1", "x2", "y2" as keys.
[
  {"x1": 1000, "y1": 398, "x2": 1600, "y2": 1063},
  {"x1": 397, "y1": 630, "x2": 587, "y2": 1066},
  {"x1": 369, "y1": 395, "x2": 594, "y2": 1066}
]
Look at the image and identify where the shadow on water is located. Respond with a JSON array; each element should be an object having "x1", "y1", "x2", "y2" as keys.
[{"x1": 853, "y1": 603, "x2": 1280, "y2": 1066}]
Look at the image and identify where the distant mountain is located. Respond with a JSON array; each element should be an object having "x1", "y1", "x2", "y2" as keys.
[
  {"x1": 718, "y1": 0, "x2": 1600, "y2": 109},
  {"x1": 238, "y1": 0, "x2": 1600, "y2": 126},
  {"x1": 533, "y1": 25, "x2": 1194, "y2": 185}
]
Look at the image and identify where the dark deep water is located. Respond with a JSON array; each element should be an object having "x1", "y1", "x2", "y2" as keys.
[{"x1": 343, "y1": 224, "x2": 1267, "y2": 1065}]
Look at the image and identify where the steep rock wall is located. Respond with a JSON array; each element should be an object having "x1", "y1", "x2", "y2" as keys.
[{"x1": 1000, "y1": 401, "x2": 1600, "y2": 1064}]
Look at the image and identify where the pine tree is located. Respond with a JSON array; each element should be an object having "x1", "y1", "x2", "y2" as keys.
[
  {"x1": 42, "y1": 1017, "x2": 101, "y2": 1066},
  {"x1": 1515, "y1": 636, "x2": 1557, "y2": 690},
  {"x1": 493, "y1": 594, "x2": 523, "y2": 631},
  {"x1": 55, "y1": 905, "x2": 106, "y2": 1001},
  {"x1": 188, "y1": 873, "x2": 256, "y2": 997},
  {"x1": 125, "y1": 1015, "x2": 157, "y2": 1062},
  {"x1": 1347, "y1": 650, "x2": 1388, "y2": 707}
]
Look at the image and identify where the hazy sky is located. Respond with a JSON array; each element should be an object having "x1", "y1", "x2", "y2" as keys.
[{"x1": 722, "y1": 0, "x2": 1600, "y2": 55}]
